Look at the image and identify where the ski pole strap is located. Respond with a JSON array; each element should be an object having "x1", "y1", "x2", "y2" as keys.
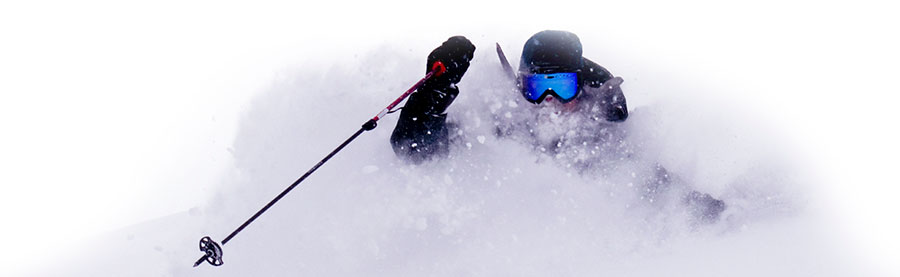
[{"x1": 372, "y1": 61, "x2": 445, "y2": 121}]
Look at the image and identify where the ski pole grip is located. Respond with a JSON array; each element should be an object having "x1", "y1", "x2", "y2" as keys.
[{"x1": 431, "y1": 61, "x2": 446, "y2": 77}]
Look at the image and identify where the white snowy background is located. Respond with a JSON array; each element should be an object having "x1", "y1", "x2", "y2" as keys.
[{"x1": 1, "y1": 0, "x2": 898, "y2": 276}]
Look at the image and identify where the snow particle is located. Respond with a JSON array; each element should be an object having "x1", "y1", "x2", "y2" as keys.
[
  {"x1": 477, "y1": 136, "x2": 486, "y2": 144},
  {"x1": 415, "y1": 217, "x2": 428, "y2": 231},
  {"x1": 489, "y1": 102, "x2": 503, "y2": 111},
  {"x1": 362, "y1": 165, "x2": 379, "y2": 174}
]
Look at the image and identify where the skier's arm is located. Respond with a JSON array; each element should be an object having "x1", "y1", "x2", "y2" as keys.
[
  {"x1": 582, "y1": 58, "x2": 628, "y2": 122},
  {"x1": 390, "y1": 36, "x2": 475, "y2": 163}
]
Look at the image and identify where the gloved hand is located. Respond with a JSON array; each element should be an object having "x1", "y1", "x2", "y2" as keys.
[
  {"x1": 401, "y1": 36, "x2": 475, "y2": 117},
  {"x1": 390, "y1": 36, "x2": 475, "y2": 162},
  {"x1": 594, "y1": 76, "x2": 628, "y2": 122},
  {"x1": 426, "y1": 36, "x2": 476, "y2": 86}
]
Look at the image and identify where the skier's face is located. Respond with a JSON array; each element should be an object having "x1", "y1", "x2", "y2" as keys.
[{"x1": 539, "y1": 94, "x2": 581, "y2": 112}]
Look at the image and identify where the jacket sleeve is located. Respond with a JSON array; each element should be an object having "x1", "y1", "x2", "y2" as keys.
[
  {"x1": 389, "y1": 81, "x2": 457, "y2": 163},
  {"x1": 582, "y1": 58, "x2": 628, "y2": 122}
]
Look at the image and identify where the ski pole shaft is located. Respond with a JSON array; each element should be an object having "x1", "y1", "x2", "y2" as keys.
[
  {"x1": 226, "y1": 127, "x2": 366, "y2": 244},
  {"x1": 194, "y1": 61, "x2": 446, "y2": 268},
  {"x1": 194, "y1": 126, "x2": 367, "y2": 267},
  {"x1": 372, "y1": 61, "x2": 446, "y2": 121}
]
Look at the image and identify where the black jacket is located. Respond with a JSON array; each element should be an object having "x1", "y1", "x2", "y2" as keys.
[{"x1": 390, "y1": 57, "x2": 627, "y2": 163}]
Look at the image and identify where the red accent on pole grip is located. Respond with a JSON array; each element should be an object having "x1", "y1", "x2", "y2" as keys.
[{"x1": 432, "y1": 61, "x2": 447, "y2": 76}]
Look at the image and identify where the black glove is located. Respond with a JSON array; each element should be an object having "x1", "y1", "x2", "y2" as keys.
[
  {"x1": 403, "y1": 36, "x2": 475, "y2": 116},
  {"x1": 425, "y1": 36, "x2": 475, "y2": 86},
  {"x1": 595, "y1": 77, "x2": 628, "y2": 122}
]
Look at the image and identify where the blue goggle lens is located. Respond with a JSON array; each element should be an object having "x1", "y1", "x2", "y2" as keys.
[{"x1": 521, "y1": 72, "x2": 579, "y2": 103}]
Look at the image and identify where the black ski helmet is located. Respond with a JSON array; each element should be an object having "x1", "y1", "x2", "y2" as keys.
[{"x1": 519, "y1": 30, "x2": 584, "y2": 74}]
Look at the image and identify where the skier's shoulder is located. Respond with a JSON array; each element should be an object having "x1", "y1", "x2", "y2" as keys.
[{"x1": 581, "y1": 58, "x2": 613, "y2": 87}]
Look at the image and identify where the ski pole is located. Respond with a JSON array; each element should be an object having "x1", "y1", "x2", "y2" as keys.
[{"x1": 193, "y1": 61, "x2": 447, "y2": 268}]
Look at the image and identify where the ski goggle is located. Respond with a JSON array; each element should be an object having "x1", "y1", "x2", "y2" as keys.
[{"x1": 520, "y1": 72, "x2": 580, "y2": 104}]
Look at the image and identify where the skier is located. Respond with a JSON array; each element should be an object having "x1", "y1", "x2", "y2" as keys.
[{"x1": 390, "y1": 30, "x2": 725, "y2": 222}]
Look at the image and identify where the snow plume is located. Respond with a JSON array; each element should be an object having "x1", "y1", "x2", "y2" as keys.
[
  {"x1": 7, "y1": 0, "x2": 898, "y2": 275},
  {"x1": 30, "y1": 35, "x2": 878, "y2": 276},
  {"x1": 150, "y1": 42, "x2": 858, "y2": 276}
]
